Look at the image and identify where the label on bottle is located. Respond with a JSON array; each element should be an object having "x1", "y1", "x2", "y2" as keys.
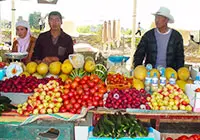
[
  {"x1": 160, "y1": 76, "x2": 166, "y2": 86},
  {"x1": 169, "y1": 78, "x2": 176, "y2": 85}
]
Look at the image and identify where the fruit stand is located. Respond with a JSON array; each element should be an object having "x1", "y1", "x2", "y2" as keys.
[{"x1": 0, "y1": 53, "x2": 200, "y2": 139}]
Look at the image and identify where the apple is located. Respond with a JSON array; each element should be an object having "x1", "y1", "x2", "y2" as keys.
[
  {"x1": 53, "y1": 107, "x2": 59, "y2": 113},
  {"x1": 39, "y1": 108, "x2": 46, "y2": 114},
  {"x1": 48, "y1": 102, "x2": 55, "y2": 108},
  {"x1": 185, "y1": 105, "x2": 192, "y2": 111},
  {"x1": 33, "y1": 109, "x2": 39, "y2": 115},
  {"x1": 47, "y1": 108, "x2": 53, "y2": 114},
  {"x1": 179, "y1": 105, "x2": 186, "y2": 110}
]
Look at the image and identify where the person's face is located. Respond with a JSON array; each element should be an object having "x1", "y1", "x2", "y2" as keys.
[
  {"x1": 48, "y1": 15, "x2": 62, "y2": 31},
  {"x1": 155, "y1": 15, "x2": 169, "y2": 29},
  {"x1": 16, "y1": 26, "x2": 28, "y2": 38}
]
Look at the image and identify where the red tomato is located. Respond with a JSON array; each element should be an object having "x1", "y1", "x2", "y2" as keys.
[
  {"x1": 77, "y1": 88, "x2": 84, "y2": 95},
  {"x1": 99, "y1": 87, "x2": 107, "y2": 94},
  {"x1": 71, "y1": 98, "x2": 76, "y2": 104},
  {"x1": 74, "y1": 77, "x2": 81, "y2": 83},
  {"x1": 59, "y1": 106, "x2": 67, "y2": 113},
  {"x1": 89, "y1": 88, "x2": 96, "y2": 94},
  {"x1": 63, "y1": 89, "x2": 69, "y2": 94},
  {"x1": 63, "y1": 100, "x2": 70, "y2": 106},
  {"x1": 80, "y1": 80, "x2": 86, "y2": 85},
  {"x1": 77, "y1": 99, "x2": 82, "y2": 104},
  {"x1": 82, "y1": 75, "x2": 90, "y2": 81},
  {"x1": 93, "y1": 101, "x2": 99, "y2": 106},
  {"x1": 62, "y1": 94, "x2": 69, "y2": 100},
  {"x1": 71, "y1": 81, "x2": 79, "y2": 89},
  {"x1": 189, "y1": 135, "x2": 199, "y2": 140},
  {"x1": 166, "y1": 137, "x2": 173, "y2": 140},
  {"x1": 65, "y1": 79, "x2": 72, "y2": 84},
  {"x1": 64, "y1": 84, "x2": 71, "y2": 89},
  {"x1": 178, "y1": 135, "x2": 189, "y2": 140},
  {"x1": 83, "y1": 95, "x2": 89, "y2": 100},
  {"x1": 65, "y1": 104, "x2": 73, "y2": 111},
  {"x1": 68, "y1": 92, "x2": 74, "y2": 98},
  {"x1": 74, "y1": 103, "x2": 81, "y2": 109},
  {"x1": 98, "y1": 100, "x2": 104, "y2": 106},
  {"x1": 93, "y1": 96, "x2": 100, "y2": 101},
  {"x1": 87, "y1": 81, "x2": 95, "y2": 88}
]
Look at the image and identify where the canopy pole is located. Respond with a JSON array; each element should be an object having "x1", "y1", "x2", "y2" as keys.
[
  {"x1": 11, "y1": 0, "x2": 16, "y2": 46},
  {"x1": 130, "y1": 0, "x2": 137, "y2": 69}
]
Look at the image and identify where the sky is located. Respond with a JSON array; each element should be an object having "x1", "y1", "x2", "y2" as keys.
[{"x1": 0, "y1": 0, "x2": 200, "y2": 30}]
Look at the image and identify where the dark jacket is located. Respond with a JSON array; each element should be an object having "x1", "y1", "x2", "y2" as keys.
[
  {"x1": 32, "y1": 30, "x2": 74, "y2": 62},
  {"x1": 133, "y1": 28, "x2": 184, "y2": 70}
]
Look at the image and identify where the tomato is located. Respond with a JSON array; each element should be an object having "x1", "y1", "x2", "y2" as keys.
[
  {"x1": 71, "y1": 98, "x2": 76, "y2": 104},
  {"x1": 77, "y1": 99, "x2": 82, "y2": 104},
  {"x1": 93, "y1": 101, "x2": 99, "y2": 106},
  {"x1": 82, "y1": 75, "x2": 90, "y2": 81},
  {"x1": 87, "y1": 81, "x2": 95, "y2": 88},
  {"x1": 63, "y1": 88, "x2": 69, "y2": 94},
  {"x1": 65, "y1": 104, "x2": 73, "y2": 111},
  {"x1": 71, "y1": 81, "x2": 79, "y2": 89},
  {"x1": 75, "y1": 95, "x2": 80, "y2": 100},
  {"x1": 74, "y1": 103, "x2": 81, "y2": 109},
  {"x1": 62, "y1": 94, "x2": 69, "y2": 100},
  {"x1": 84, "y1": 91, "x2": 90, "y2": 95},
  {"x1": 63, "y1": 100, "x2": 70, "y2": 106},
  {"x1": 89, "y1": 88, "x2": 96, "y2": 94},
  {"x1": 59, "y1": 106, "x2": 67, "y2": 113},
  {"x1": 98, "y1": 100, "x2": 104, "y2": 106},
  {"x1": 64, "y1": 84, "x2": 71, "y2": 89},
  {"x1": 70, "y1": 108, "x2": 77, "y2": 114},
  {"x1": 68, "y1": 92, "x2": 74, "y2": 98},
  {"x1": 80, "y1": 80, "x2": 86, "y2": 85},
  {"x1": 93, "y1": 96, "x2": 100, "y2": 101},
  {"x1": 189, "y1": 135, "x2": 199, "y2": 140},
  {"x1": 74, "y1": 77, "x2": 81, "y2": 83},
  {"x1": 99, "y1": 87, "x2": 107, "y2": 94},
  {"x1": 81, "y1": 101, "x2": 87, "y2": 107},
  {"x1": 77, "y1": 88, "x2": 84, "y2": 95},
  {"x1": 178, "y1": 135, "x2": 189, "y2": 140},
  {"x1": 83, "y1": 95, "x2": 89, "y2": 100},
  {"x1": 82, "y1": 84, "x2": 89, "y2": 89},
  {"x1": 166, "y1": 137, "x2": 173, "y2": 140},
  {"x1": 65, "y1": 79, "x2": 72, "y2": 84}
]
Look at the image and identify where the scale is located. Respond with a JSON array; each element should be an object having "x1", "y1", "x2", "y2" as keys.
[
  {"x1": 4, "y1": 52, "x2": 28, "y2": 78},
  {"x1": 108, "y1": 55, "x2": 130, "y2": 77}
]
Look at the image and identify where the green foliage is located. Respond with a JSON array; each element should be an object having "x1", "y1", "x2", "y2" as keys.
[
  {"x1": 28, "y1": 12, "x2": 41, "y2": 29},
  {"x1": 121, "y1": 28, "x2": 132, "y2": 35}
]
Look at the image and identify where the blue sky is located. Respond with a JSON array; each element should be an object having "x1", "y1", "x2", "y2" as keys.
[{"x1": 0, "y1": 0, "x2": 200, "y2": 30}]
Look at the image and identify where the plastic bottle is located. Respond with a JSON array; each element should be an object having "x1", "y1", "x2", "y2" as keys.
[
  {"x1": 169, "y1": 73, "x2": 176, "y2": 85},
  {"x1": 151, "y1": 73, "x2": 159, "y2": 92},
  {"x1": 194, "y1": 76, "x2": 200, "y2": 85},
  {"x1": 146, "y1": 63, "x2": 152, "y2": 71},
  {"x1": 145, "y1": 72, "x2": 152, "y2": 93},
  {"x1": 160, "y1": 69, "x2": 166, "y2": 87}
]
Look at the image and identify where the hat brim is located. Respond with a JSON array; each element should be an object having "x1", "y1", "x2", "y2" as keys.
[{"x1": 152, "y1": 13, "x2": 174, "y2": 23}]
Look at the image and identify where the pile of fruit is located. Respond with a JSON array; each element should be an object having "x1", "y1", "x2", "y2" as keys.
[
  {"x1": 105, "y1": 88, "x2": 151, "y2": 109},
  {"x1": 107, "y1": 73, "x2": 133, "y2": 90},
  {"x1": 17, "y1": 80, "x2": 64, "y2": 115},
  {"x1": 148, "y1": 84, "x2": 192, "y2": 111},
  {"x1": 93, "y1": 112, "x2": 148, "y2": 138},
  {"x1": 0, "y1": 75, "x2": 63, "y2": 93},
  {"x1": 60, "y1": 75, "x2": 106, "y2": 114}
]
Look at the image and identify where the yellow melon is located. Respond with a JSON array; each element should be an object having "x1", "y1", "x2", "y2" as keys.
[
  {"x1": 165, "y1": 67, "x2": 177, "y2": 80},
  {"x1": 26, "y1": 61, "x2": 37, "y2": 74},
  {"x1": 176, "y1": 80, "x2": 187, "y2": 92},
  {"x1": 177, "y1": 67, "x2": 190, "y2": 81},
  {"x1": 36, "y1": 63, "x2": 48, "y2": 76},
  {"x1": 133, "y1": 65, "x2": 147, "y2": 81},
  {"x1": 150, "y1": 68, "x2": 160, "y2": 78},
  {"x1": 61, "y1": 61, "x2": 73, "y2": 74},
  {"x1": 133, "y1": 78, "x2": 144, "y2": 90},
  {"x1": 49, "y1": 61, "x2": 62, "y2": 75}
]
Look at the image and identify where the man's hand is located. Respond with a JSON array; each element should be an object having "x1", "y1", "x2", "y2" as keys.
[{"x1": 42, "y1": 57, "x2": 59, "y2": 65}]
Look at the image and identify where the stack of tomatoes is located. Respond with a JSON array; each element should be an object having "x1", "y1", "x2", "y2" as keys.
[
  {"x1": 107, "y1": 73, "x2": 132, "y2": 85},
  {"x1": 167, "y1": 134, "x2": 200, "y2": 140},
  {"x1": 59, "y1": 74, "x2": 106, "y2": 114}
]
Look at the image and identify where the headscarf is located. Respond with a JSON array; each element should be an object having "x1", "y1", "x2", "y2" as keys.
[{"x1": 16, "y1": 20, "x2": 31, "y2": 52}]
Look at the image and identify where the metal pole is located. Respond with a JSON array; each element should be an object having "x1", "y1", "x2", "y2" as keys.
[
  {"x1": 130, "y1": 0, "x2": 137, "y2": 69},
  {"x1": 11, "y1": 0, "x2": 16, "y2": 46}
]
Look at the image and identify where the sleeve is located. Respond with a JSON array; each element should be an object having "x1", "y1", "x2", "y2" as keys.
[
  {"x1": 32, "y1": 35, "x2": 42, "y2": 61},
  {"x1": 133, "y1": 35, "x2": 147, "y2": 68},
  {"x1": 175, "y1": 33, "x2": 184, "y2": 70}
]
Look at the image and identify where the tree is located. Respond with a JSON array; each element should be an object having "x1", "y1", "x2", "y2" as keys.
[{"x1": 28, "y1": 12, "x2": 41, "y2": 29}]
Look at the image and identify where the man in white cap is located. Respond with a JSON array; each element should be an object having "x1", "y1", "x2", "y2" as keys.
[{"x1": 133, "y1": 7, "x2": 184, "y2": 70}]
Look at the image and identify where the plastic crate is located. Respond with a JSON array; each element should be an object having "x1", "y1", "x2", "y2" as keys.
[
  {"x1": 161, "y1": 133, "x2": 199, "y2": 140},
  {"x1": 0, "y1": 92, "x2": 32, "y2": 104},
  {"x1": 88, "y1": 126, "x2": 160, "y2": 140},
  {"x1": 0, "y1": 120, "x2": 74, "y2": 140}
]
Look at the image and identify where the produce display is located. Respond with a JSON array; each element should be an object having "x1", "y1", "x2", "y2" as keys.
[
  {"x1": 93, "y1": 112, "x2": 148, "y2": 138},
  {"x1": 148, "y1": 84, "x2": 192, "y2": 111},
  {"x1": 105, "y1": 88, "x2": 151, "y2": 109},
  {"x1": 0, "y1": 75, "x2": 63, "y2": 93},
  {"x1": 60, "y1": 75, "x2": 106, "y2": 114}
]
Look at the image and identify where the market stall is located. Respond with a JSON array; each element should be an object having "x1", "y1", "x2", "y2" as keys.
[{"x1": 0, "y1": 52, "x2": 200, "y2": 140}]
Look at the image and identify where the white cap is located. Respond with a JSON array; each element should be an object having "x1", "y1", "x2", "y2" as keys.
[{"x1": 16, "y1": 20, "x2": 30, "y2": 29}]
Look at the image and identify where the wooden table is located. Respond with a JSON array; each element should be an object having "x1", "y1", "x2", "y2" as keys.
[{"x1": 89, "y1": 108, "x2": 200, "y2": 130}]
